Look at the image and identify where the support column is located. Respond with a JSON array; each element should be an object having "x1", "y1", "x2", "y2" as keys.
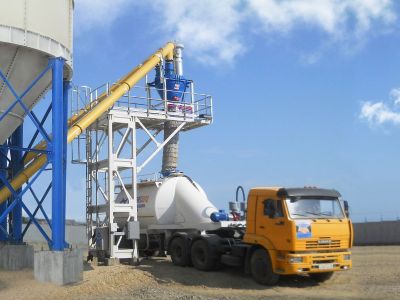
[
  {"x1": 34, "y1": 58, "x2": 82, "y2": 285},
  {"x1": 62, "y1": 81, "x2": 70, "y2": 243},
  {"x1": 51, "y1": 57, "x2": 66, "y2": 251},
  {"x1": 0, "y1": 128, "x2": 34, "y2": 270},
  {"x1": 107, "y1": 115, "x2": 115, "y2": 259},
  {"x1": 10, "y1": 125, "x2": 23, "y2": 243},
  {"x1": 0, "y1": 145, "x2": 7, "y2": 242}
]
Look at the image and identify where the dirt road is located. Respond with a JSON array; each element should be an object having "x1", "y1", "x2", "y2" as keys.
[{"x1": 0, "y1": 246, "x2": 399, "y2": 299}]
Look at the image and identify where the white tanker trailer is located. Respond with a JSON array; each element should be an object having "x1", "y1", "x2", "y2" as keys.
[{"x1": 115, "y1": 173, "x2": 246, "y2": 258}]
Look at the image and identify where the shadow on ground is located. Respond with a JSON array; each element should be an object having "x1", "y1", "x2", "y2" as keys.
[{"x1": 136, "y1": 257, "x2": 319, "y2": 290}]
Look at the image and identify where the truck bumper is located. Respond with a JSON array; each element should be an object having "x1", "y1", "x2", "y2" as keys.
[{"x1": 274, "y1": 251, "x2": 352, "y2": 275}]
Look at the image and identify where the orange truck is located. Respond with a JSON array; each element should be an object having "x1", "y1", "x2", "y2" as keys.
[{"x1": 168, "y1": 187, "x2": 353, "y2": 285}]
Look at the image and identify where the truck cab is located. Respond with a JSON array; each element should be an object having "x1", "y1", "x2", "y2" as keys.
[{"x1": 243, "y1": 187, "x2": 352, "y2": 283}]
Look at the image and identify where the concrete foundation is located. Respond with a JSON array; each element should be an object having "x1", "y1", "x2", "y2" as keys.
[
  {"x1": 0, "y1": 243, "x2": 34, "y2": 270},
  {"x1": 104, "y1": 257, "x2": 119, "y2": 266},
  {"x1": 34, "y1": 248, "x2": 83, "y2": 285}
]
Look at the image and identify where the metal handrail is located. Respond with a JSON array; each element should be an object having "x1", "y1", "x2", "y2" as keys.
[{"x1": 71, "y1": 81, "x2": 213, "y2": 121}]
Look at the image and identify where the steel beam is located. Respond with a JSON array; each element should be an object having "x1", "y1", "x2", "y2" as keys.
[
  {"x1": 0, "y1": 145, "x2": 7, "y2": 241},
  {"x1": 51, "y1": 57, "x2": 66, "y2": 251},
  {"x1": 10, "y1": 125, "x2": 23, "y2": 242}
]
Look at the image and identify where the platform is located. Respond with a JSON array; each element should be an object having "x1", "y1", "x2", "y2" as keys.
[{"x1": 70, "y1": 76, "x2": 213, "y2": 262}]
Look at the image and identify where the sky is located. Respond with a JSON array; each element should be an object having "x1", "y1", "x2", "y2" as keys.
[{"x1": 55, "y1": 0, "x2": 400, "y2": 222}]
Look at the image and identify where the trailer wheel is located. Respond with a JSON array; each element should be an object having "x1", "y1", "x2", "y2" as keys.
[
  {"x1": 170, "y1": 237, "x2": 189, "y2": 267},
  {"x1": 309, "y1": 272, "x2": 334, "y2": 282},
  {"x1": 250, "y1": 248, "x2": 279, "y2": 285},
  {"x1": 191, "y1": 239, "x2": 217, "y2": 271}
]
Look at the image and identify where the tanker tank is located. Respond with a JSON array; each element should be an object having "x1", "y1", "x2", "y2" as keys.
[
  {"x1": 116, "y1": 175, "x2": 219, "y2": 229},
  {"x1": 0, "y1": 0, "x2": 73, "y2": 144}
]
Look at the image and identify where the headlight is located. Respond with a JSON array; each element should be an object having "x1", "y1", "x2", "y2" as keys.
[
  {"x1": 289, "y1": 257, "x2": 303, "y2": 263},
  {"x1": 343, "y1": 254, "x2": 351, "y2": 260}
]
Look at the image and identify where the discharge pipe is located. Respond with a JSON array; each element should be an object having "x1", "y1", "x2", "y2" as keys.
[
  {"x1": 161, "y1": 43, "x2": 184, "y2": 176},
  {"x1": 0, "y1": 42, "x2": 175, "y2": 204}
]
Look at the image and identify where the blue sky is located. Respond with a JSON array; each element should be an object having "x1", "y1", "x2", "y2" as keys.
[{"x1": 58, "y1": 0, "x2": 400, "y2": 222}]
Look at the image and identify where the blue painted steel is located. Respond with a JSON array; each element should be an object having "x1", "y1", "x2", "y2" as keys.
[
  {"x1": 0, "y1": 154, "x2": 50, "y2": 245},
  {"x1": 20, "y1": 200, "x2": 52, "y2": 245},
  {"x1": 153, "y1": 60, "x2": 190, "y2": 102},
  {"x1": 210, "y1": 210, "x2": 230, "y2": 222},
  {"x1": 51, "y1": 57, "x2": 66, "y2": 251},
  {"x1": 29, "y1": 187, "x2": 51, "y2": 228},
  {"x1": 22, "y1": 102, "x2": 52, "y2": 162},
  {"x1": 0, "y1": 57, "x2": 69, "y2": 248},
  {"x1": 22, "y1": 183, "x2": 52, "y2": 238},
  {"x1": 10, "y1": 125, "x2": 23, "y2": 242},
  {"x1": 0, "y1": 159, "x2": 50, "y2": 224},
  {"x1": 0, "y1": 160, "x2": 52, "y2": 245},
  {"x1": 0, "y1": 68, "x2": 51, "y2": 143},
  {"x1": 0, "y1": 145, "x2": 7, "y2": 241},
  {"x1": 0, "y1": 144, "x2": 48, "y2": 154},
  {"x1": 0, "y1": 198, "x2": 18, "y2": 233},
  {"x1": 63, "y1": 81, "x2": 70, "y2": 249}
]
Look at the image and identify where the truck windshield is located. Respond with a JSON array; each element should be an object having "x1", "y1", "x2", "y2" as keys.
[{"x1": 285, "y1": 197, "x2": 345, "y2": 219}]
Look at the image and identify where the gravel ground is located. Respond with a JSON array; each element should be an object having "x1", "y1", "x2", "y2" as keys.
[{"x1": 0, "y1": 246, "x2": 399, "y2": 300}]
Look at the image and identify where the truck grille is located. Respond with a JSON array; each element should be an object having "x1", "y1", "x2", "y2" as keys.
[{"x1": 306, "y1": 240, "x2": 341, "y2": 249}]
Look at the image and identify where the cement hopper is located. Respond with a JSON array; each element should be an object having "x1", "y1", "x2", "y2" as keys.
[
  {"x1": 116, "y1": 176, "x2": 219, "y2": 229},
  {"x1": 0, "y1": 0, "x2": 73, "y2": 144}
]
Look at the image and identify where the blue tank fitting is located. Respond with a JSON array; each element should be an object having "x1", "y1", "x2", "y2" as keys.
[
  {"x1": 153, "y1": 60, "x2": 190, "y2": 102},
  {"x1": 210, "y1": 210, "x2": 230, "y2": 222}
]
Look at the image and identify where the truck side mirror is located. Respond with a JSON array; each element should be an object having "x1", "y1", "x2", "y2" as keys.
[
  {"x1": 343, "y1": 200, "x2": 350, "y2": 218},
  {"x1": 264, "y1": 200, "x2": 276, "y2": 218}
]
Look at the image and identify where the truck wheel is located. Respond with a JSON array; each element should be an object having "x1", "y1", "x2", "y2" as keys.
[
  {"x1": 191, "y1": 239, "x2": 217, "y2": 271},
  {"x1": 309, "y1": 272, "x2": 334, "y2": 282},
  {"x1": 170, "y1": 237, "x2": 189, "y2": 266},
  {"x1": 250, "y1": 248, "x2": 279, "y2": 285}
]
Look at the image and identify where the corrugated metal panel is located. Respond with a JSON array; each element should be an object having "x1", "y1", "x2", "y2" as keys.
[{"x1": 353, "y1": 221, "x2": 400, "y2": 245}]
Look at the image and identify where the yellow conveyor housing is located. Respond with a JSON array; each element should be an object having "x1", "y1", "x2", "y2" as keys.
[{"x1": 0, "y1": 42, "x2": 175, "y2": 204}]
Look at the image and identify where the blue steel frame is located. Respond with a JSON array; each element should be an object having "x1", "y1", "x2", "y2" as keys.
[{"x1": 0, "y1": 57, "x2": 68, "y2": 251}]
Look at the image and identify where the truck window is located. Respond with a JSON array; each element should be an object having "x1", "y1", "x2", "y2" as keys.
[
  {"x1": 263, "y1": 199, "x2": 283, "y2": 218},
  {"x1": 285, "y1": 197, "x2": 344, "y2": 219}
]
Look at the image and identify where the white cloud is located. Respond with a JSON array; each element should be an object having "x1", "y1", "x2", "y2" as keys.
[
  {"x1": 390, "y1": 88, "x2": 400, "y2": 105},
  {"x1": 247, "y1": 0, "x2": 396, "y2": 37},
  {"x1": 74, "y1": 0, "x2": 397, "y2": 64},
  {"x1": 149, "y1": 0, "x2": 245, "y2": 65},
  {"x1": 360, "y1": 88, "x2": 400, "y2": 126},
  {"x1": 150, "y1": 0, "x2": 396, "y2": 64},
  {"x1": 74, "y1": 0, "x2": 133, "y2": 33}
]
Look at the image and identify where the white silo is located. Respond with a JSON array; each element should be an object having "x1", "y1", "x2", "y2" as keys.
[{"x1": 0, "y1": 0, "x2": 73, "y2": 144}]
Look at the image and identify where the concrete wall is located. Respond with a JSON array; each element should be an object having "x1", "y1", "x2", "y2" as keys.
[{"x1": 353, "y1": 221, "x2": 400, "y2": 245}]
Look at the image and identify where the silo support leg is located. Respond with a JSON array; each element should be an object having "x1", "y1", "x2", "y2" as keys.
[
  {"x1": 0, "y1": 127, "x2": 35, "y2": 271},
  {"x1": 33, "y1": 57, "x2": 82, "y2": 285},
  {"x1": 10, "y1": 125, "x2": 23, "y2": 243},
  {"x1": 0, "y1": 145, "x2": 7, "y2": 242}
]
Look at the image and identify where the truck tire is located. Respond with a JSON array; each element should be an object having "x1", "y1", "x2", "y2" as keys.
[
  {"x1": 170, "y1": 237, "x2": 189, "y2": 267},
  {"x1": 309, "y1": 272, "x2": 334, "y2": 282},
  {"x1": 191, "y1": 239, "x2": 217, "y2": 271},
  {"x1": 250, "y1": 248, "x2": 279, "y2": 285}
]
